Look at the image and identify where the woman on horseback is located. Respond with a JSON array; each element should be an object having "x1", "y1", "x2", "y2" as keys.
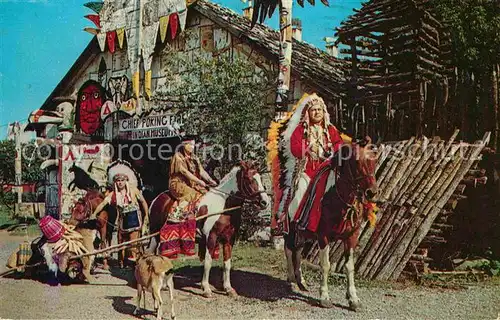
[{"x1": 169, "y1": 138, "x2": 218, "y2": 210}]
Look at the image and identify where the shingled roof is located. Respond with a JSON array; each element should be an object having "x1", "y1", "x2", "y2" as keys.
[{"x1": 194, "y1": 0, "x2": 348, "y2": 97}]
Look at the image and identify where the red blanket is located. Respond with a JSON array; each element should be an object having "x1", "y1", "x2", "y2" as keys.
[
  {"x1": 293, "y1": 159, "x2": 333, "y2": 233},
  {"x1": 159, "y1": 218, "x2": 196, "y2": 259}
]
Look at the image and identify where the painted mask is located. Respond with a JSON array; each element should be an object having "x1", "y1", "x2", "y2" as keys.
[{"x1": 77, "y1": 80, "x2": 104, "y2": 135}]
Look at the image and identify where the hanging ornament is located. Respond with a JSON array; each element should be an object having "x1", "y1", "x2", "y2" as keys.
[
  {"x1": 169, "y1": 13, "x2": 179, "y2": 40},
  {"x1": 83, "y1": 1, "x2": 104, "y2": 14},
  {"x1": 84, "y1": 27, "x2": 99, "y2": 35},
  {"x1": 97, "y1": 32, "x2": 106, "y2": 52},
  {"x1": 84, "y1": 14, "x2": 101, "y2": 28},
  {"x1": 107, "y1": 31, "x2": 117, "y2": 54},
  {"x1": 159, "y1": 15, "x2": 170, "y2": 43}
]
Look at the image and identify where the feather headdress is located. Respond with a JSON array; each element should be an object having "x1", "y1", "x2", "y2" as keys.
[
  {"x1": 107, "y1": 159, "x2": 143, "y2": 190},
  {"x1": 266, "y1": 93, "x2": 332, "y2": 229}
]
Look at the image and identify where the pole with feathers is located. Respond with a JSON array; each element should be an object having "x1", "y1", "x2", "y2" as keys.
[{"x1": 249, "y1": 0, "x2": 330, "y2": 118}]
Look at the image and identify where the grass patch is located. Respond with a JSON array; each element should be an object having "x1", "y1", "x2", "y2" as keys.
[
  {"x1": 0, "y1": 204, "x2": 40, "y2": 236},
  {"x1": 0, "y1": 204, "x2": 17, "y2": 228},
  {"x1": 171, "y1": 242, "x2": 287, "y2": 276}
]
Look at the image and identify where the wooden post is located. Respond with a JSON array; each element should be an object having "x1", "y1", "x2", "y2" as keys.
[
  {"x1": 493, "y1": 64, "x2": 499, "y2": 151},
  {"x1": 14, "y1": 122, "x2": 22, "y2": 216},
  {"x1": 417, "y1": 81, "x2": 425, "y2": 137},
  {"x1": 275, "y1": 0, "x2": 293, "y2": 118}
]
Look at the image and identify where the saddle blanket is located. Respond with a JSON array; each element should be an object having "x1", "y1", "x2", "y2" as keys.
[{"x1": 159, "y1": 218, "x2": 196, "y2": 259}]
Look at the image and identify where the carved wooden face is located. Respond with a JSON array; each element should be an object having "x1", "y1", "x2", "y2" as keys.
[{"x1": 77, "y1": 82, "x2": 104, "y2": 135}]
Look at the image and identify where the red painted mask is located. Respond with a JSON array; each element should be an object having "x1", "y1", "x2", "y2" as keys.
[{"x1": 77, "y1": 81, "x2": 104, "y2": 135}]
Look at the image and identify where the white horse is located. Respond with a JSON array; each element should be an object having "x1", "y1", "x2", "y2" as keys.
[{"x1": 148, "y1": 161, "x2": 270, "y2": 297}]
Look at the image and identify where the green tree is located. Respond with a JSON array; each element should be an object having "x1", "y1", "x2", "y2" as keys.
[
  {"x1": 433, "y1": 0, "x2": 500, "y2": 148},
  {"x1": 0, "y1": 140, "x2": 44, "y2": 204},
  {"x1": 156, "y1": 52, "x2": 274, "y2": 171}
]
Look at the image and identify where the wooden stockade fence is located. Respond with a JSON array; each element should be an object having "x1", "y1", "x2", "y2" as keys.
[
  {"x1": 335, "y1": 0, "x2": 454, "y2": 142},
  {"x1": 303, "y1": 130, "x2": 491, "y2": 280}
]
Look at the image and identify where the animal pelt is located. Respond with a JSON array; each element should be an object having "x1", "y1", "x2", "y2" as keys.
[{"x1": 134, "y1": 253, "x2": 176, "y2": 320}]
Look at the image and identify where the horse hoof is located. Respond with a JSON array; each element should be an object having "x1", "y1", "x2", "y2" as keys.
[
  {"x1": 319, "y1": 299, "x2": 332, "y2": 308},
  {"x1": 297, "y1": 282, "x2": 309, "y2": 292},
  {"x1": 226, "y1": 289, "x2": 238, "y2": 297},
  {"x1": 202, "y1": 291, "x2": 213, "y2": 298},
  {"x1": 349, "y1": 300, "x2": 362, "y2": 311}
]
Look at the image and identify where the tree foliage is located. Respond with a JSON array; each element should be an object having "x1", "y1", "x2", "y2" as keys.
[
  {"x1": 0, "y1": 140, "x2": 44, "y2": 185},
  {"x1": 434, "y1": 0, "x2": 500, "y2": 71},
  {"x1": 155, "y1": 50, "x2": 274, "y2": 171}
]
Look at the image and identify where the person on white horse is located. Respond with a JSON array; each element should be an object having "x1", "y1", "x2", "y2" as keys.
[{"x1": 169, "y1": 138, "x2": 218, "y2": 216}]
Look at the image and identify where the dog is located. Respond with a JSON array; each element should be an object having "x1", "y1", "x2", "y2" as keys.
[{"x1": 133, "y1": 253, "x2": 176, "y2": 320}]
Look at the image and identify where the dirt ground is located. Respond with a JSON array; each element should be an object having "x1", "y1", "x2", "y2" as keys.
[{"x1": 1, "y1": 230, "x2": 499, "y2": 320}]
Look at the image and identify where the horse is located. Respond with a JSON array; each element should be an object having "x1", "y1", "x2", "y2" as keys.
[
  {"x1": 284, "y1": 138, "x2": 379, "y2": 311},
  {"x1": 148, "y1": 161, "x2": 270, "y2": 297},
  {"x1": 69, "y1": 189, "x2": 115, "y2": 270}
]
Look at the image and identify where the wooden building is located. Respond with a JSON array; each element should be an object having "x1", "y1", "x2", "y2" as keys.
[{"x1": 26, "y1": 0, "x2": 347, "y2": 218}]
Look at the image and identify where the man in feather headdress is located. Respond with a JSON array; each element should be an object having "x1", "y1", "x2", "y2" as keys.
[{"x1": 268, "y1": 93, "x2": 345, "y2": 234}]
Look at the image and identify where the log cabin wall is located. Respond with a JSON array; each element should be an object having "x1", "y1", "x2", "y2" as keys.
[{"x1": 335, "y1": 0, "x2": 453, "y2": 142}]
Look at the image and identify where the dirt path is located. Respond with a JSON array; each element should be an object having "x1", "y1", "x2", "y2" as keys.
[{"x1": 0, "y1": 231, "x2": 499, "y2": 320}]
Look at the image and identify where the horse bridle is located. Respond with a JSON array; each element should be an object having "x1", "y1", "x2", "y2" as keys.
[
  {"x1": 208, "y1": 169, "x2": 266, "y2": 205},
  {"x1": 333, "y1": 150, "x2": 375, "y2": 206}
]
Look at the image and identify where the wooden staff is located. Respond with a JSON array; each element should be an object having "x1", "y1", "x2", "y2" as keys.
[{"x1": 70, "y1": 206, "x2": 242, "y2": 260}]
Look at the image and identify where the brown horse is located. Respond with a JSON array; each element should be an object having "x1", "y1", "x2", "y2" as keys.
[
  {"x1": 69, "y1": 190, "x2": 116, "y2": 270},
  {"x1": 284, "y1": 139, "x2": 379, "y2": 310},
  {"x1": 148, "y1": 161, "x2": 270, "y2": 297}
]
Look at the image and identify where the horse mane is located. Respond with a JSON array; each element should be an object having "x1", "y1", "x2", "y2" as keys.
[{"x1": 218, "y1": 166, "x2": 240, "y2": 187}]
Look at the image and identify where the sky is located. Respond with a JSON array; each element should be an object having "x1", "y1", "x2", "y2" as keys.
[{"x1": 0, "y1": 0, "x2": 363, "y2": 139}]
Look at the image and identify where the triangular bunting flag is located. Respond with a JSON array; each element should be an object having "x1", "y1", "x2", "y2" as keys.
[
  {"x1": 159, "y1": 16, "x2": 169, "y2": 43},
  {"x1": 84, "y1": 27, "x2": 99, "y2": 35},
  {"x1": 178, "y1": 9, "x2": 187, "y2": 32},
  {"x1": 132, "y1": 71, "x2": 140, "y2": 99},
  {"x1": 83, "y1": 1, "x2": 104, "y2": 14},
  {"x1": 169, "y1": 13, "x2": 179, "y2": 40},
  {"x1": 107, "y1": 31, "x2": 116, "y2": 54},
  {"x1": 84, "y1": 14, "x2": 101, "y2": 28},
  {"x1": 145, "y1": 70, "x2": 152, "y2": 100},
  {"x1": 116, "y1": 28, "x2": 125, "y2": 48},
  {"x1": 97, "y1": 32, "x2": 106, "y2": 52}
]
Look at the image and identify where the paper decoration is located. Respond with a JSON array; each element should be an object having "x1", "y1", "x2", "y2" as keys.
[
  {"x1": 169, "y1": 13, "x2": 179, "y2": 39},
  {"x1": 84, "y1": 27, "x2": 99, "y2": 35},
  {"x1": 201, "y1": 26, "x2": 214, "y2": 52},
  {"x1": 116, "y1": 28, "x2": 125, "y2": 48},
  {"x1": 178, "y1": 9, "x2": 187, "y2": 32},
  {"x1": 159, "y1": 15, "x2": 170, "y2": 43},
  {"x1": 85, "y1": 14, "x2": 101, "y2": 28},
  {"x1": 145, "y1": 70, "x2": 152, "y2": 100},
  {"x1": 107, "y1": 31, "x2": 116, "y2": 53},
  {"x1": 101, "y1": 100, "x2": 117, "y2": 120},
  {"x1": 132, "y1": 71, "x2": 140, "y2": 98},
  {"x1": 97, "y1": 32, "x2": 107, "y2": 51},
  {"x1": 84, "y1": 1, "x2": 104, "y2": 14}
]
